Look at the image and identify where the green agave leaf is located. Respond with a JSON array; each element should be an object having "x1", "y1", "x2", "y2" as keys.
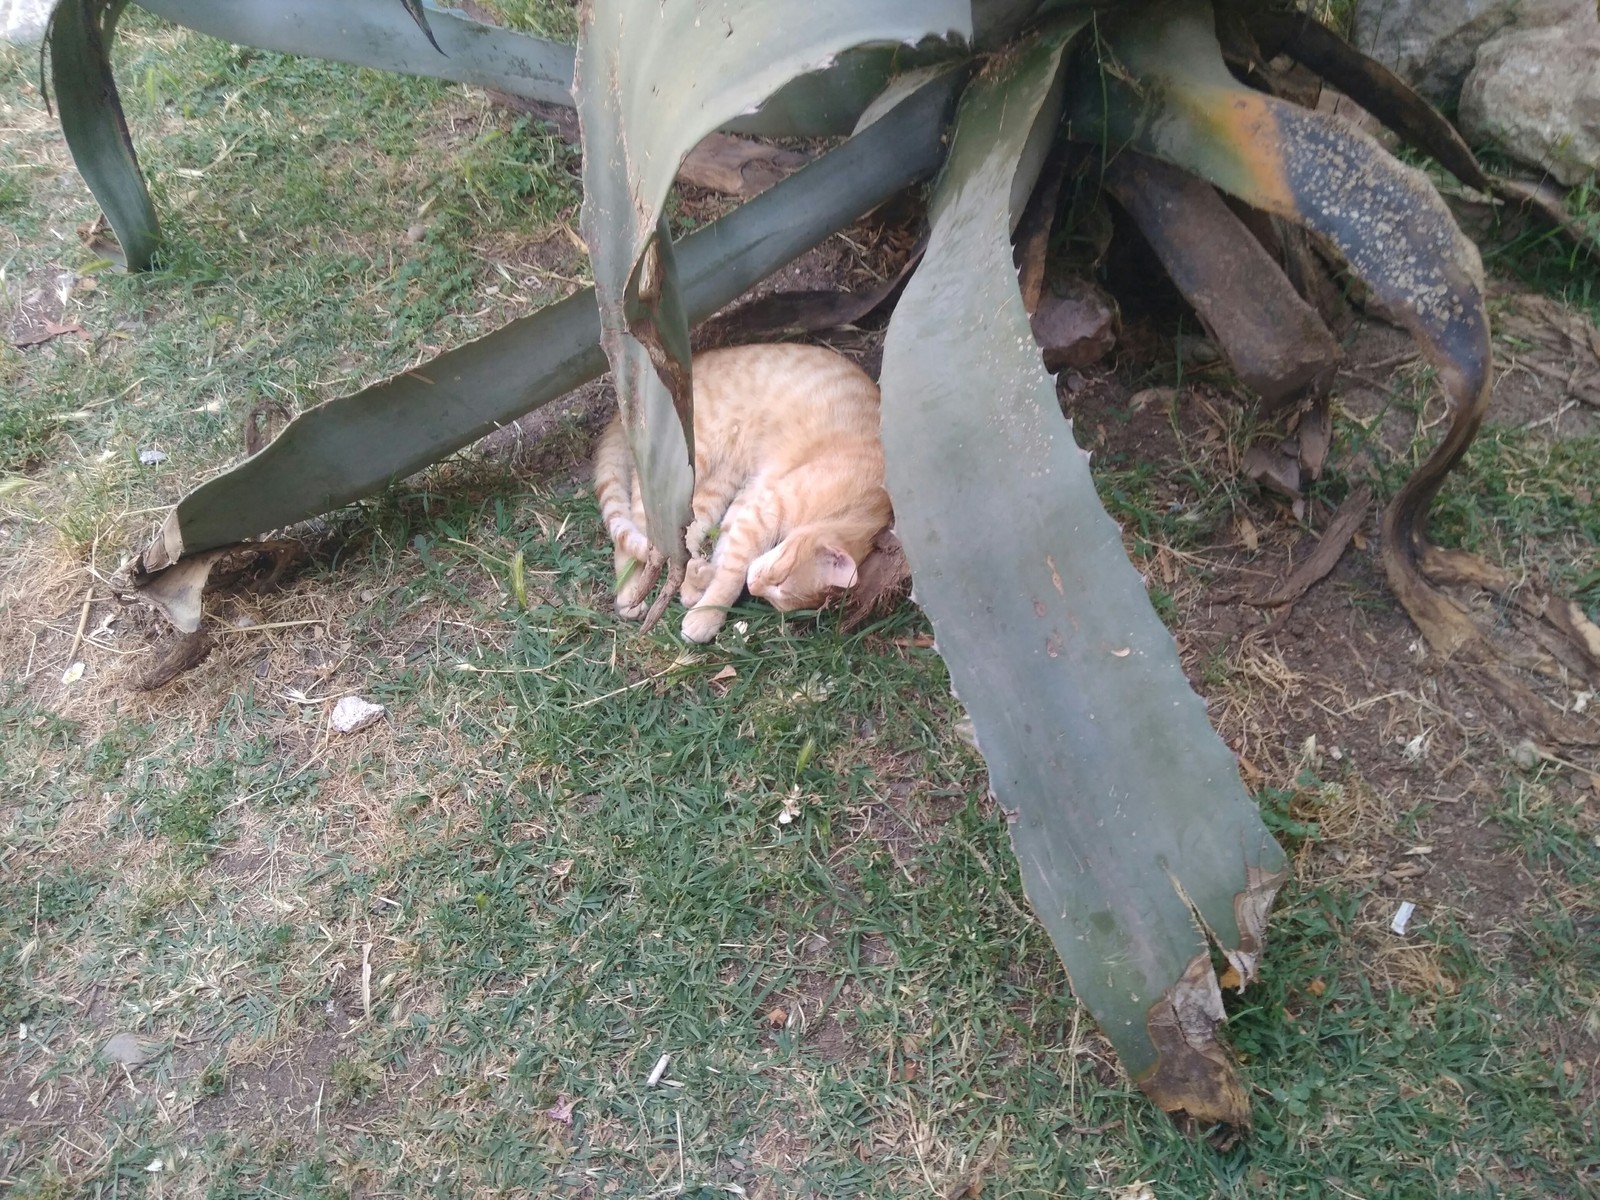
[
  {"x1": 46, "y1": 0, "x2": 158, "y2": 270},
  {"x1": 50, "y1": 0, "x2": 959, "y2": 280},
  {"x1": 750, "y1": 0, "x2": 1082, "y2": 135},
  {"x1": 48, "y1": 0, "x2": 572, "y2": 271},
  {"x1": 138, "y1": 72, "x2": 962, "y2": 569},
  {"x1": 574, "y1": 0, "x2": 970, "y2": 613},
  {"x1": 137, "y1": 0, "x2": 574, "y2": 105},
  {"x1": 878, "y1": 25, "x2": 1284, "y2": 1128}
]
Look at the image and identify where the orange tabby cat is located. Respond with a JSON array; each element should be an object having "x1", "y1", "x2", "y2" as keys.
[{"x1": 595, "y1": 343, "x2": 891, "y2": 643}]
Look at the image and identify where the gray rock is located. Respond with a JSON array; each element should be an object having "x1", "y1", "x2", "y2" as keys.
[
  {"x1": 101, "y1": 1031, "x2": 157, "y2": 1068},
  {"x1": 0, "y1": 0, "x2": 52, "y2": 45},
  {"x1": 1353, "y1": 0, "x2": 1520, "y2": 107},
  {"x1": 1459, "y1": 3, "x2": 1600, "y2": 185}
]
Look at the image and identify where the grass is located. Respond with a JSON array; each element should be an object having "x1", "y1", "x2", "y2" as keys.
[{"x1": 2, "y1": 10, "x2": 1598, "y2": 1200}]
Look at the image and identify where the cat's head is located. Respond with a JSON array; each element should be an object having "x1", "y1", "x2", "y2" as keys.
[{"x1": 746, "y1": 531, "x2": 860, "y2": 612}]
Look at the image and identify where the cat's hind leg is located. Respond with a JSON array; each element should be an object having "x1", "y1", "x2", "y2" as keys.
[
  {"x1": 614, "y1": 480, "x2": 659, "y2": 619},
  {"x1": 615, "y1": 554, "x2": 662, "y2": 620}
]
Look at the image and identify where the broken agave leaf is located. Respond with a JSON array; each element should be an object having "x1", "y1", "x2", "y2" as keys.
[
  {"x1": 878, "y1": 24, "x2": 1285, "y2": 1127},
  {"x1": 1074, "y1": 0, "x2": 1593, "y2": 744},
  {"x1": 127, "y1": 541, "x2": 297, "y2": 633},
  {"x1": 1101, "y1": 151, "x2": 1339, "y2": 411}
]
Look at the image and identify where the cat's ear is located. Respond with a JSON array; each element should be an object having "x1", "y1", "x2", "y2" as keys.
[{"x1": 814, "y1": 545, "x2": 859, "y2": 590}]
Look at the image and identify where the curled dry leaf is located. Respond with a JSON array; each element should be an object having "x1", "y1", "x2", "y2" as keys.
[
  {"x1": 678, "y1": 132, "x2": 808, "y2": 197},
  {"x1": 13, "y1": 320, "x2": 89, "y2": 348},
  {"x1": 1249, "y1": 486, "x2": 1372, "y2": 607}
]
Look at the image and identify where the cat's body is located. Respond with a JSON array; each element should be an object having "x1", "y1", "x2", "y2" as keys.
[{"x1": 595, "y1": 343, "x2": 891, "y2": 643}]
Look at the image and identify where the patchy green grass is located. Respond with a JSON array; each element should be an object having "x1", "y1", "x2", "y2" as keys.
[
  {"x1": 0, "y1": 9, "x2": 582, "y2": 478},
  {"x1": 4, "y1": 480, "x2": 1596, "y2": 1198},
  {"x1": 1430, "y1": 430, "x2": 1600, "y2": 611},
  {"x1": 2, "y1": 10, "x2": 1598, "y2": 1200},
  {"x1": 1479, "y1": 174, "x2": 1600, "y2": 325}
]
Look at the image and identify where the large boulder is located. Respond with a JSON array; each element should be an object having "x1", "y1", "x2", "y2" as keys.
[
  {"x1": 1353, "y1": 0, "x2": 1522, "y2": 108},
  {"x1": 1459, "y1": 1, "x2": 1600, "y2": 185},
  {"x1": 0, "y1": 0, "x2": 51, "y2": 45}
]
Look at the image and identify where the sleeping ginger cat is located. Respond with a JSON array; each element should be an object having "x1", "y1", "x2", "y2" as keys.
[{"x1": 595, "y1": 343, "x2": 890, "y2": 643}]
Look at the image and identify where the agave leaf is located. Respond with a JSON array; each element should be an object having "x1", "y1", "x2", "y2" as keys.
[
  {"x1": 705, "y1": 0, "x2": 1041, "y2": 137},
  {"x1": 136, "y1": 71, "x2": 963, "y2": 571},
  {"x1": 1246, "y1": 8, "x2": 1600, "y2": 255},
  {"x1": 1068, "y1": 1, "x2": 1595, "y2": 740},
  {"x1": 574, "y1": 0, "x2": 970, "y2": 617},
  {"x1": 50, "y1": 0, "x2": 958, "y2": 279},
  {"x1": 728, "y1": 48, "x2": 912, "y2": 138},
  {"x1": 45, "y1": 0, "x2": 157, "y2": 269},
  {"x1": 878, "y1": 25, "x2": 1285, "y2": 1127},
  {"x1": 46, "y1": 0, "x2": 572, "y2": 270},
  {"x1": 137, "y1": 0, "x2": 574, "y2": 105},
  {"x1": 1071, "y1": 0, "x2": 1489, "y2": 406},
  {"x1": 1244, "y1": 9, "x2": 1485, "y2": 190},
  {"x1": 1101, "y1": 151, "x2": 1340, "y2": 410}
]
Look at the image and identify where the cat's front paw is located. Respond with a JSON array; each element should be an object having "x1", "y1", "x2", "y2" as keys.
[
  {"x1": 681, "y1": 605, "x2": 727, "y2": 644},
  {"x1": 679, "y1": 557, "x2": 715, "y2": 607}
]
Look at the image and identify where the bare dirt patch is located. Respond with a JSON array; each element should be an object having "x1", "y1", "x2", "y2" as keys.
[{"x1": 1071, "y1": 304, "x2": 1598, "y2": 1006}]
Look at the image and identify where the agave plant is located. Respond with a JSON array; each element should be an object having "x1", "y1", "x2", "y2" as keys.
[{"x1": 44, "y1": 0, "x2": 1600, "y2": 1128}]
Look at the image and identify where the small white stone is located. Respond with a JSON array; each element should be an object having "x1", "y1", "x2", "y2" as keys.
[{"x1": 330, "y1": 696, "x2": 385, "y2": 734}]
